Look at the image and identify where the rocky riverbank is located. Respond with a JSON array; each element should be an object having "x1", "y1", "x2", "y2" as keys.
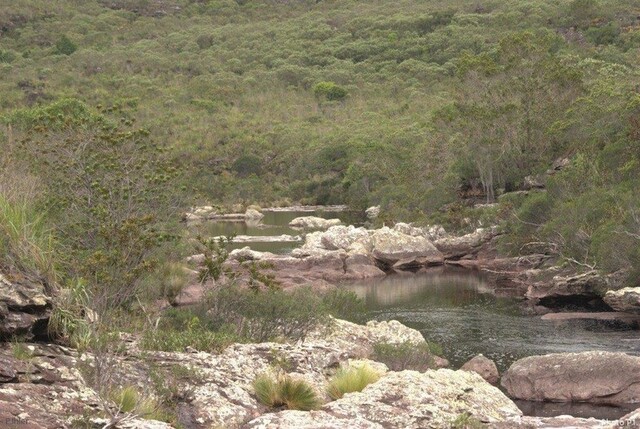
[{"x1": 2, "y1": 264, "x2": 640, "y2": 427}]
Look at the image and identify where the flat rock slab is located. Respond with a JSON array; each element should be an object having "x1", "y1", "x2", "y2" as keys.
[{"x1": 541, "y1": 312, "x2": 640, "y2": 323}]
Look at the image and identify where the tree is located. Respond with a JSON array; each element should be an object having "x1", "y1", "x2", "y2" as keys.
[{"x1": 5, "y1": 99, "x2": 183, "y2": 311}]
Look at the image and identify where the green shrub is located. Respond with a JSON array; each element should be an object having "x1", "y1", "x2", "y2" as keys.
[
  {"x1": 140, "y1": 312, "x2": 239, "y2": 353},
  {"x1": 313, "y1": 81, "x2": 348, "y2": 101},
  {"x1": 372, "y1": 341, "x2": 441, "y2": 372},
  {"x1": 254, "y1": 373, "x2": 321, "y2": 411},
  {"x1": 320, "y1": 288, "x2": 366, "y2": 323},
  {"x1": 54, "y1": 35, "x2": 77, "y2": 55},
  {"x1": 232, "y1": 154, "x2": 263, "y2": 178},
  {"x1": 204, "y1": 285, "x2": 329, "y2": 342},
  {"x1": 327, "y1": 364, "x2": 381, "y2": 400}
]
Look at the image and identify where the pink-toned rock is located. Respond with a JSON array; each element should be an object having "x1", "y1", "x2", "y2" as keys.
[
  {"x1": 461, "y1": 354, "x2": 499, "y2": 385},
  {"x1": 502, "y1": 351, "x2": 640, "y2": 405}
]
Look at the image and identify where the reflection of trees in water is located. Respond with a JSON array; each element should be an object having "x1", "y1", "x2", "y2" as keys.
[{"x1": 345, "y1": 267, "x2": 495, "y2": 308}]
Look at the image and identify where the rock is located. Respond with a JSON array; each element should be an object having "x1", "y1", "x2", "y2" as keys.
[
  {"x1": 524, "y1": 270, "x2": 617, "y2": 306},
  {"x1": 217, "y1": 234, "x2": 302, "y2": 243},
  {"x1": 320, "y1": 225, "x2": 371, "y2": 252},
  {"x1": 461, "y1": 354, "x2": 499, "y2": 385},
  {"x1": 433, "y1": 227, "x2": 498, "y2": 260},
  {"x1": 523, "y1": 175, "x2": 545, "y2": 190},
  {"x1": 0, "y1": 272, "x2": 53, "y2": 340},
  {"x1": 604, "y1": 287, "x2": 640, "y2": 314},
  {"x1": 245, "y1": 208, "x2": 264, "y2": 221},
  {"x1": 289, "y1": 216, "x2": 342, "y2": 230},
  {"x1": 370, "y1": 227, "x2": 443, "y2": 267},
  {"x1": 365, "y1": 205, "x2": 380, "y2": 220},
  {"x1": 501, "y1": 351, "x2": 640, "y2": 405},
  {"x1": 246, "y1": 369, "x2": 521, "y2": 428},
  {"x1": 392, "y1": 222, "x2": 425, "y2": 237}
]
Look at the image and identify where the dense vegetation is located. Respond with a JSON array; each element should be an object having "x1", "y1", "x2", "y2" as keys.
[{"x1": 1, "y1": 0, "x2": 640, "y2": 326}]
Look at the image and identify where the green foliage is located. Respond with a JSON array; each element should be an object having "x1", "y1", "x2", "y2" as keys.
[
  {"x1": 232, "y1": 154, "x2": 263, "y2": 178},
  {"x1": 196, "y1": 235, "x2": 233, "y2": 283},
  {"x1": 54, "y1": 35, "x2": 77, "y2": 56},
  {"x1": 7, "y1": 100, "x2": 184, "y2": 311},
  {"x1": 204, "y1": 284, "x2": 329, "y2": 342},
  {"x1": 327, "y1": 364, "x2": 381, "y2": 400},
  {"x1": 253, "y1": 372, "x2": 321, "y2": 411},
  {"x1": 313, "y1": 82, "x2": 347, "y2": 101},
  {"x1": 141, "y1": 311, "x2": 239, "y2": 353},
  {"x1": 450, "y1": 412, "x2": 486, "y2": 429},
  {"x1": 320, "y1": 288, "x2": 366, "y2": 323},
  {"x1": 372, "y1": 341, "x2": 442, "y2": 372}
]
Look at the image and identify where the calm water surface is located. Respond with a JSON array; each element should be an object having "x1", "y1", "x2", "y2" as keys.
[{"x1": 344, "y1": 268, "x2": 640, "y2": 419}]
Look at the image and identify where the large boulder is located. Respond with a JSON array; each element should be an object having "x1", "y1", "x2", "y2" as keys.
[
  {"x1": 433, "y1": 227, "x2": 498, "y2": 260},
  {"x1": 320, "y1": 225, "x2": 371, "y2": 252},
  {"x1": 0, "y1": 272, "x2": 53, "y2": 340},
  {"x1": 370, "y1": 227, "x2": 443, "y2": 267},
  {"x1": 604, "y1": 287, "x2": 640, "y2": 314},
  {"x1": 524, "y1": 270, "x2": 622, "y2": 308},
  {"x1": 289, "y1": 216, "x2": 342, "y2": 230},
  {"x1": 245, "y1": 369, "x2": 522, "y2": 428},
  {"x1": 501, "y1": 351, "x2": 640, "y2": 405},
  {"x1": 461, "y1": 354, "x2": 499, "y2": 385}
]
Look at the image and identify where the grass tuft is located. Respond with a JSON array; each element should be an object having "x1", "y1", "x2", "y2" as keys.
[
  {"x1": 253, "y1": 373, "x2": 321, "y2": 411},
  {"x1": 327, "y1": 364, "x2": 381, "y2": 400}
]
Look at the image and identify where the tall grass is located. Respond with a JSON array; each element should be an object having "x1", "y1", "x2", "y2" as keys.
[{"x1": 0, "y1": 169, "x2": 56, "y2": 285}]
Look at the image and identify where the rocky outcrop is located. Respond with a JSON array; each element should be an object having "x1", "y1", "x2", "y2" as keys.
[
  {"x1": 370, "y1": 227, "x2": 443, "y2": 268},
  {"x1": 0, "y1": 272, "x2": 53, "y2": 340},
  {"x1": 0, "y1": 318, "x2": 444, "y2": 429},
  {"x1": 244, "y1": 208, "x2": 264, "y2": 221},
  {"x1": 224, "y1": 246, "x2": 385, "y2": 289},
  {"x1": 289, "y1": 216, "x2": 342, "y2": 230},
  {"x1": 245, "y1": 369, "x2": 522, "y2": 428},
  {"x1": 460, "y1": 354, "x2": 499, "y2": 385},
  {"x1": 433, "y1": 227, "x2": 499, "y2": 260},
  {"x1": 365, "y1": 205, "x2": 380, "y2": 220},
  {"x1": 604, "y1": 287, "x2": 640, "y2": 314},
  {"x1": 501, "y1": 351, "x2": 640, "y2": 405}
]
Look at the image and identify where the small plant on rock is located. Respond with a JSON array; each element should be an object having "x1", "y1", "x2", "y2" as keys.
[
  {"x1": 327, "y1": 364, "x2": 381, "y2": 400},
  {"x1": 253, "y1": 372, "x2": 320, "y2": 411},
  {"x1": 372, "y1": 341, "x2": 442, "y2": 372}
]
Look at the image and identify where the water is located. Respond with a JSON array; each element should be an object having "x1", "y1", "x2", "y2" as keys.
[
  {"x1": 344, "y1": 267, "x2": 640, "y2": 370},
  {"x1": 188, "y1": 209, "x2": 363, "y2": 253}
]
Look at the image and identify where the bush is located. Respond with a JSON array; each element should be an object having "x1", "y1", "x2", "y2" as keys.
[
  {"x1": 253, "y1": 373, "x2": 320, "y2": 411},
  {"x1": 140, "y1": 311, "x2": 239, "y2": 353},
  {"x1": 372, "y1": 341, "x2": 441, "y2": 372},
  {"x1": 320, "y1": 288, "x2": 366, "y2": 323},
  {"x1": 327, "y1": 364, "x2": 381, "y2": 400},
  {"x1": 313, "y1": 81, "x2": 348, "y2": 101},
  {"x1": 54, "y1": 35, "x2": 77, "y2": 55},
  {"x1": 232, "y1": 154, "x2": 263, "y2": 178},
  {"x1": 204, "y1": 285, "x2": 329, "y2": 342}
]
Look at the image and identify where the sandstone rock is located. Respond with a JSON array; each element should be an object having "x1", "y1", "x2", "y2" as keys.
[
  {"x1": 289, "y1": 216, "x2": 342, "y2": 230},
  {"x1": 434, "y1": 227, "x2": 498, "y2": 260},
  {"x1": 370, "y1": 227, "x2": 443, "y2": 267},
  {"x1": 245, "y1": 208, "x2": 264, "y2": 221},
  {"x1": 523, "y1": 175, "x2": 545, "y2": 190},
  {"x1": 604, "y1": 287, "x2": 640, "y2": 314},
  {"x1": 365, "y1": 205, "x2": 380, "y2": 220},
  {"x1": 289, "y1": 216, "x2": 342, "y2": 229},
  {"x1": 246, "y1": 370, "x2": 521, "y2": 429},
  {"x1": 0, "y1": 272, "x2": 53, "y2": 340},
  {"x1": 320, "y1": 225, "x2": 371, "y2": 252},
  {"x1": 501, "y1": 351, "x2": 640, "y2": 405},
  {"x1": 461, "y1": 354, "x2": 499, "y2": 385},
  {"x1": 524, "y1": 270, "x2": 614, "y2": 305}
]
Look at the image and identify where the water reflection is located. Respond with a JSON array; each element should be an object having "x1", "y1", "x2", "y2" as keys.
[{"x1": 344, "y1": 267, "x2": 640, "y2": 373}]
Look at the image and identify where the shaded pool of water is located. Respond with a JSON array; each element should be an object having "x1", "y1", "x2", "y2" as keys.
[{"x1": 344, "y1": 267, "x2": 640, "y2": 418}]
